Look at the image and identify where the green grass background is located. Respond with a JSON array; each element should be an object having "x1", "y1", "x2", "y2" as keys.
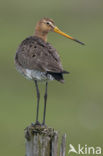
[{"x1": 0, "y1": 0, "x2": 103, "y2": 155}]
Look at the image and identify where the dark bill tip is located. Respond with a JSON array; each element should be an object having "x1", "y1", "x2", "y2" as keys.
[{"x1": 73, "y1": 38, "x2": 85, "y2": 45}]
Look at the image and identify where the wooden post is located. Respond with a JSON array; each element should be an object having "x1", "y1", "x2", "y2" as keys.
[
  {"x1": 25, "y1": 124, "x2": 66, "y2": 156},
  {"x1": 60, "y1": 134, "x2": 66, "y2": 156}
]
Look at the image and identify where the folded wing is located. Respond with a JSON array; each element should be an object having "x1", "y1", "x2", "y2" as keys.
[{"x1": 15, "y1": 36, "x2": 63, "y2": 73}]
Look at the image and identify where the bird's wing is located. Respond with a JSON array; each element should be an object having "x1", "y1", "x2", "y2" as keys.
[{"x1": 15, "y1": 36, "x2": 63, "y2": 73}]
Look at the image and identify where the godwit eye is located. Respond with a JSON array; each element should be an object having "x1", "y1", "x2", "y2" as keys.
[{"x1": 46, "y1": 22, "x2": 50, "y2": 25}]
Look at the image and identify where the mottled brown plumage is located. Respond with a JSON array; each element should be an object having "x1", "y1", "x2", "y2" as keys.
[{"x1": 16, "y1": 36, "x2": 63, "y2": 72}]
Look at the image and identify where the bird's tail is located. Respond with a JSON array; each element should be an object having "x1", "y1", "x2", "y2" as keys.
[
  {"x1": 62, "y1": 70, "x2": 70, "y2": 74},
  {"x1": 47, "y1": 70, "x2": 70, "y2": 83}
]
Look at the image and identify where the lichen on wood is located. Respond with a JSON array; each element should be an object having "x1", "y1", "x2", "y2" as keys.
[{"x1": 25, "y1": 124, "x2": 59, "y2": 156}]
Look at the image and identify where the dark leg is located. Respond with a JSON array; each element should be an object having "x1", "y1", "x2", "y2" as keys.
[
  {"x1": 42, "y1": 81, "x2": 48, "y2": 125},
  {"x1": 34, "y1": 80, "x2": 40, "y2": 125}
]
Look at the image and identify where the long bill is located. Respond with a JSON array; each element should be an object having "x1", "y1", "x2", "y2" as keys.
[{"x1": 54, "y1": 27, "x2": 85, "y2": 45}]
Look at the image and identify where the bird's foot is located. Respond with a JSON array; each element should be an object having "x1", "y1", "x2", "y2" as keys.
[
  {"x1": 31, "y1": 121, "x2": 41, "y2": 127},
  {"x1": 31, "y1": 121, "x2": 48, "y2": 129},
  {"x1": 41, "y1": 122, "x2": 48, "y2": 128}
]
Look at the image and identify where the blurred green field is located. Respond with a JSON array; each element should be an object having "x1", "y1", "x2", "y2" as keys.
[{"x1": 0, "y1": 0, "x2": 103, "y2": 155}]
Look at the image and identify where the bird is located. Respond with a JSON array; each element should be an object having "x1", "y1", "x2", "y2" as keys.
[{"x1": 15, "y1": 18, "x2": 84, "y2": 126}]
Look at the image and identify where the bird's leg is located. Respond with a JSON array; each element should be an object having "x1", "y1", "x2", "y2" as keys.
[
  {"x1": 34, "y1": 80, "x2": 40, "y2": 125},
  {"x1": 42, "y1": 81, "x2": 48, "y2": 125}
]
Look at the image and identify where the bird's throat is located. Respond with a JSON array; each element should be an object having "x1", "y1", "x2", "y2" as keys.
[{"x1": 34, "y1": 29, "x2": 48, "y2": 42}]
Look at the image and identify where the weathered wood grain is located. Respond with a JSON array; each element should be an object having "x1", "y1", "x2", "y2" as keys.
[
  {"x1": 60, "y1": 134, "x2": 66, "y2": 156},
  {"x1": 25, "y1": 124, "x2": 66, "y2": 156}
]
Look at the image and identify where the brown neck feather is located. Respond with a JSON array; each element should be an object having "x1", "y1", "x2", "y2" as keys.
[{"x1": 34, "y1": 28, "x2": 48, "y2": 42}]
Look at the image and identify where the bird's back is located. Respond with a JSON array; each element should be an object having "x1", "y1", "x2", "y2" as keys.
[{"x1": 15, "y1": 36, "x2": 68, "y2": 82}]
